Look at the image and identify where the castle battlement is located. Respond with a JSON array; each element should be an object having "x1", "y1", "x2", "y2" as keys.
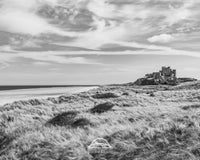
[{"x1": 144, "y1": 66, "x2": 177, "y2": 85}]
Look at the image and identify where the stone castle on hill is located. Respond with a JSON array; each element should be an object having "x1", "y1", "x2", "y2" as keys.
[
  {"x1": 145, "y1": 66, "x2": 177, "y2": 84},
  {"x1": 135, "y1": 66, "x2": 178, "y2": 85}
]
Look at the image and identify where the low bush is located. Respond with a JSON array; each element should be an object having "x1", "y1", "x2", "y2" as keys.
[
  {"x1": 20, "y1": 141, "x2": 91, "y2": 160},
  {"x1": 181, "y1": 104, "x2": 200, "y2": 110},
  {"x1": 47, "y1": 111, "x2": 79, "y2": 126},
  {"x1": 0, "y1": 130, "x2": 14, "y2": 156},
  {"x1": 92, "y1": 92, "x2": 120, "y2": 99},
  {"x1": 90, "y1": 102, "x2": 115, "y2": 114},
  {"x1": 71, "y1": 118, "x2": 93, "y2": 128}
]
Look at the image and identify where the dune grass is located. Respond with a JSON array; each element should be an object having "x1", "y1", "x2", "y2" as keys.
[{"x1": 1, "y1": 84, "x2": 200, "y2": 159}]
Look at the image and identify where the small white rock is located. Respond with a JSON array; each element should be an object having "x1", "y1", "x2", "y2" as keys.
[{"x1": 88, "y1": 138, "x2": 112, "y2": 154}]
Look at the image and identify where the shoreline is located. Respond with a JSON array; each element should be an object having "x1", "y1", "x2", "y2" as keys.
[
  {"x1": 0, "y1": 85, "x2": 99, "y2": 91},
  {"x1": 0, "y1": 86, "x2": 98, "y2": 106}
]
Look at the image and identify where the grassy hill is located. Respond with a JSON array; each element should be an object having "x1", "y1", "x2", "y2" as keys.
[
  {"x1": 1, "y1": 82, "x2": 200, "y2": 160},
  {"x1": 171, "y1": 80, "x2": 200, "y2": 90}
]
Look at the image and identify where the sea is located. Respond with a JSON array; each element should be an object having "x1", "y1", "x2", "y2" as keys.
[{"x1": 0, "y1": 86, "x2": 98, "y2": 106}]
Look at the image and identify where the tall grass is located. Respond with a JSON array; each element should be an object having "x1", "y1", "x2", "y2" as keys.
[{"x1": 0, "y1": 85, "x2": 200, "y2": 159}]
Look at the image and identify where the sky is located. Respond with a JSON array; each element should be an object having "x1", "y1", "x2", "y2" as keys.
[{"x1": 0, "y1": 0, "x2": 200, "y2": 85}]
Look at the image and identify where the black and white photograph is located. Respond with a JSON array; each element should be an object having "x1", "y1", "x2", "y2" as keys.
[{"x1": 0, "y1": 0, "x2": 200, "y2": 159}]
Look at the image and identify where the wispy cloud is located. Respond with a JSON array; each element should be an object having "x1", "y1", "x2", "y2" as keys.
[
  {"x1": 0, "y1": 0, "x2": 77, "y2": 36},
  {"x1": 0, "y1": 51, "x2": 101, "y2": 67},
  {"x1": 0, "y1": 0, "x2": 200, "y2": 68},
  {"x1": 50, "y1": 0, "x2": 200, "y2": 52},
  {"x1": 148, "y1": 34, "x2": 175, "y2": 43}
]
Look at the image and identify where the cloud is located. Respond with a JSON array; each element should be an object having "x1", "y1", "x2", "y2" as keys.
[
  {"x1": 56, "y1": 0, "x2": 200, "y2": 51},
  {"x1": 0, "y1": 11, "x2": 54, "y2": 35},
  {"x1": 0, "y1": 45, "x2": 16, "y2": 52},
  {"x1": 161, "y1": 1, "x2": 194, "y2": 26},
  {"x1": 9, "y1": 37, "x2": 41, "y2": 49},
  {"x1": 17, "y1": 52, "x2": 101, "y2": 65},
  {"x1": 13, "y1": 47, "x2": 200, "y2": 58},
  {"x1": 0, "y1": 52, "x2": 17, "y2": 69},
  {"x1": 1, "y1": 0, "x2": 200, "y2": 85},
  {"x1": 0, "y1": 62, "x2": 10, "y2": 70},
  {"x1": 33, "y1": 61, "x2": 51, "y2": 66},
  {"x1": 67, "y1": 49, "x2": 200, "y2": 58},
  {"x1": 0, "y1": 46, "x2": 103, "y2": 66},
  {"x1": 0, "y1": 0, "x2": 200, "y2": 55},
  {"x1": 0, "y1": 46, "x2": 102, "y2": 68},
  {"x1": 0, "y1": 0, "x2": 77, "y2": 36},
  {"x1": 148, "y1": 34, "x2": 175, "y2": 43}
]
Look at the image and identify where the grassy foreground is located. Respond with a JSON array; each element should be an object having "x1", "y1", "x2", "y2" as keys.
[{"x1": 1, "y1": 81, "x2": 200, "y2": 160}]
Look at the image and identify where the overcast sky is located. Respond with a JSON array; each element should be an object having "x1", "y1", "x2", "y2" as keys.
[{"x1": 0, "y1": 0, "x2": 200, "y2": 85}]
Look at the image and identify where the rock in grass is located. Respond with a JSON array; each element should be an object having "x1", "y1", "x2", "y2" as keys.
[
  {"x1": 88, "y1": 138, "x2": 112, "y2": 155},
  {"x1": 90, "y1": 102, "x2": 115, "y2": 114},
  {"x1": 92, "y1": 92, "x2": 120, "y2": 99},
  {"x1": 47, "y1": 111, "x2": 78, "y2": 126}
]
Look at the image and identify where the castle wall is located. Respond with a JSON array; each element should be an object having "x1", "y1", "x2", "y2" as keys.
[{"x1": 144, "y1": 67, "x2": 177, "y2": 85}]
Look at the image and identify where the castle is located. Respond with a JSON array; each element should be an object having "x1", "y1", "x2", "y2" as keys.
[
  {"x1": 145, "y1": 66, "x2": 177, "y2": 85},
  {"x1": 133, "y1": 66, "x2": 197, "y2": 86}
]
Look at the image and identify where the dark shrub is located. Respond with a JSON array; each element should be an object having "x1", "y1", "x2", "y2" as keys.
[
  {"x1": 47, "y1": 111, "x2": 79, "y2": 126},
  {"x1": 128, "y1": 118, "x2": 135, "y2": 123},
  {"x1": 92, "y1": 92, "x2": 119, "y2": 99},
  {"x1": 20, "y1": 141, "x2": 91, "y2": 160},
  {"x1": 122, "y1": 103, "x2": 131, "y2": 107},
  {"x1": 0, "y1": 130, "x2": 14, "y2": 156},
  {"x1": 181, "y1": 104, "x2": 200, "y2": 110},
  {"x1": 134, "y1": 78, "x2": 158, "y2": 85},
  {"x1": 20, "y1": 142, "x2": 58, "y2": 160},
  {"x1": 71, "y1": 118, "x2": 92, "y2": 128},
  {"x1": 47, "y1": 97, "x2": 58, "y2": 104},
  {"x1": 90, "y1": 102, "x2": 115, "y2": 114},
  {"x1": 191, "y1": 146, "x2": 200, "y2": 157},
  {"x1": 122, "y1": 92, "x2": 129, "y2": 96},
  {"x1": 149, "y1": 92, "x2": 155, "y2": 97},
  {"x1": 58, "y1": 95, "x2": 78, "y2": 104}
]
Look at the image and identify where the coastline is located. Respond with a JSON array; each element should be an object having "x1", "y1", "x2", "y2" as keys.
[{"x1": 0, "y1": 86, "x2": 98, "y2": 106}]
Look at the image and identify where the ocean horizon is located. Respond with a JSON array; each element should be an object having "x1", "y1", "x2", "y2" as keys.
[{"x1": 0, "y1": 85, "x2": 99, "y2": 91}]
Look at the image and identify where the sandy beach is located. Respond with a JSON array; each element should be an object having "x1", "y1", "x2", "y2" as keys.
[{"x1": 0, "y1": 86, "x2": 98, "y2": 105}]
